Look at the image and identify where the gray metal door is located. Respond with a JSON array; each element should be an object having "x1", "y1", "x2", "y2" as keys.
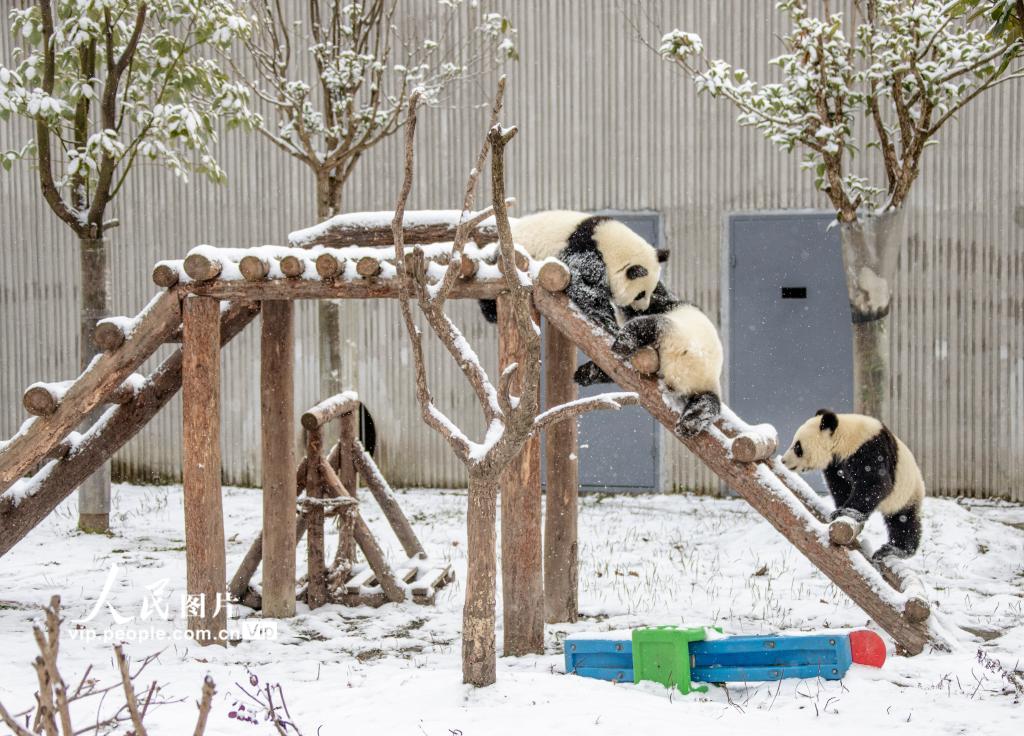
[
  {"x1": 541, "y1": 212, "x2": 660, "y2": 492},
  {"x1": 728, "y1": 212, "x2": 853, "y2": 493}
]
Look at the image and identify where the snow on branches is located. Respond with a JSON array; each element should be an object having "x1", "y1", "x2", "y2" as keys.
[
  {"x1": 0, "y1": 0, "x2": 257, "y2": 237},
  {"x1": 233, "y1": 0, "x2": 517, "y2": 201},
  {"x1": 659, "y1": 0, "x2": 1023, "y2": 221}
]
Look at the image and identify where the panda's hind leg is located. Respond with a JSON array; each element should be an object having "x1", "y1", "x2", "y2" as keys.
[
  {"x1": 675, "y1": 392, "x2": 720, "y2": 436},
  {"x1": 873, "y1": 503, "x2": 922, "y2": 561}
]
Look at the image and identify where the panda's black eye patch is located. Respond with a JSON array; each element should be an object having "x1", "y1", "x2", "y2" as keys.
[
  {"x1": 626, "y1": 265, "x2": 648, "y2": 280},
  {"x1": 794, "y1": 441, "x2": 803, "y2": 458}
]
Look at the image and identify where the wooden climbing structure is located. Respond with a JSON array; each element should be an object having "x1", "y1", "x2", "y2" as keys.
[{"x1": 0, "y1": 210, "x2": 948, "y2": 657}]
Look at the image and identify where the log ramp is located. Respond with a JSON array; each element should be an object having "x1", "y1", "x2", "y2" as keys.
[
  {"x1": 0, "y1": 213, "x2": 948, "y2": 656},
  {"x1": 532, "y1": 286, "x2": 948, "y2": 655}
]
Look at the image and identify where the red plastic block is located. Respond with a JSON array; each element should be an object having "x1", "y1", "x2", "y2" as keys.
[{"x1": 849, "y1": 629, "x2": 886, "y2": 668}]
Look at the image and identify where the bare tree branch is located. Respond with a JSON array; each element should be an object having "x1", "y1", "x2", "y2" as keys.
[{"x1": 533, "y1": 393, "x2": 639, "y2": 433}]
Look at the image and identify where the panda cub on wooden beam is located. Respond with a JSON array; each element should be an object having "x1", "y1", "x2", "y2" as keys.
[
  {"x1": 479, "y1": 210, "x2": 669, "y2": 384},
  {"x1": 609, "y1": 289, "x2": 724, "y2": 436},
  {"x1": 781, "y1": 410, "x2": 926, "y2": 560}
]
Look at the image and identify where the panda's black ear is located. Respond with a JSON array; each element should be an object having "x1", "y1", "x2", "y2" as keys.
[
  {"x1": 656, "y1": 248, "x2": 670, "y2": 263},
  {"x1": 817, "y1": 410, "x2": 838, "y2": 434}
]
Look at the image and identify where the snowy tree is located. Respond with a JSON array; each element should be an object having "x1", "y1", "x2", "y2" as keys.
[
  {"x1": 229, "y1": 0, "x2": 517, "y2": 407},
  {"x1": 955, "y1": 0, "x2": 1024, "y2": 41},
  {"x1": 658, "y1": 0, "x2": 1023, "y2": 418},
  {"x1": 0, "y1": 0, "x2": 256, "y2": 532}
]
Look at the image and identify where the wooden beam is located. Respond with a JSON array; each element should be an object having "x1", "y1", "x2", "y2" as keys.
[
  {"x1": 0, "y1": 302, "x2": 259, "y2": 559},
  {"x1": 260, "y1": 300, "x2": 296, "y2": 618},
  {"x1": 186, "y1": 277, "x2": 506, "y2": 301},
  {"x1": 533, "y1": 286, "x2": 943, "y2": 655},
  {"x1": 182, "y1": 296, "x2": 227, "y2": 645},
  {"x1": 351, "y1": 439, "x2": 425, "y2": 558},
  {"x1": 498, "y1": 294, "x2": 544, "y2": 656},
  {"x1": 300, "y1": 395, "x2": 360, "y2": 431},
  {"x1": 543, "y1": 319, "x2": 579, "y2": 624},
  {"x1": 0, "y1": 289, "x2": 182, "y2": 494},
  {"x1": 336, "y1": 408, "x2": 360, "y2": 562},
  {"x1": 305, "y1": 431, "x2": 327, "y2": 609}
]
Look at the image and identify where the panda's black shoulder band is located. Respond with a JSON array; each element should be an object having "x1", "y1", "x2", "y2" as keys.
[{"x1": 563, "y1": 216, "x2": 610, "y2": 256}]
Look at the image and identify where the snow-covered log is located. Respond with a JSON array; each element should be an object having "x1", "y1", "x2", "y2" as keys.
[
  {"x1": 152, "y1": 262, "x2": 181, "y2": 288},
  {"x1": 533, "y1": 285, "x2": 945, "y2": 655},
  {"x1": 300, "y1": 391, "x2": 360, "y2": 431},
  {"x1": 288, "y1": 208, "x2": 501, "y2": 249}
]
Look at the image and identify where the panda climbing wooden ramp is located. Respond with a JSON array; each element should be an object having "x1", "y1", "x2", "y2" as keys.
[{"x1": 532, "y1": 285, "x2": 952, "y2": 656}]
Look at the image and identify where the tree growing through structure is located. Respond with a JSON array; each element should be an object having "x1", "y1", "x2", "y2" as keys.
[
  {"x1": 0, "y1": 0, "x2": 257, "y2": 532},
  {"x1": 655, "y1": 0, "x2": 1023, "y2": 418},
  {"x1": 229, "y1": 0, "x2": 517, "y2": 415},
  {"x1": 392, "y1": 80, "x2": 638, "y2": 687}
]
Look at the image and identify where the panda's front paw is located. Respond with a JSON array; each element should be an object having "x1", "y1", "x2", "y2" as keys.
[{"x1": 574, "y1": 362, "x2": 611, "y2": 386}]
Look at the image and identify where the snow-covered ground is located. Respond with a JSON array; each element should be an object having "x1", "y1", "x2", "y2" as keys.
[{"x1": 0, "y1": 484, "x2": 1021, "y2": 734}]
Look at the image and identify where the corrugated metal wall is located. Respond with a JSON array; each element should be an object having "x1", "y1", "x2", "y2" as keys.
[{"x1": 2, "y1": 1, "x2": 1021, "y2": 498}]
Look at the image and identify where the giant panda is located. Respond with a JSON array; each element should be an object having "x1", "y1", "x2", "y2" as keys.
[
  {"x1": 609, "y1": 290, "x2": 724, "y2": 436},
  {"x1": 780, "y1": 410, "x2": 925, "y2": 560},
  {"x1": 479, "y1": 210, "x2": 668, "y2": 335}
]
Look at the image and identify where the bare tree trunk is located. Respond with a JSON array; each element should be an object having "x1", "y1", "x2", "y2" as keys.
[
  {"x1": 316, "y1": 172, "x2": 346, "y2": 444},
  {"x1": 78, "y1": 236, "x2": 111, "y2": 533},
  {"x1": 463, "y1": 472, "x2": 498, "y2": 687},
  {"x1": 839, "y1": 208, "x2": 907, "y2": 418}
]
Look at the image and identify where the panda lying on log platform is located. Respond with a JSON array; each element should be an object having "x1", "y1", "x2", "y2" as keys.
[
  {"x1": 781, "y1": 410, "x2": 926, "y2": 560},
  {"x1": 479, "y1": 210, "x2": 669, "y2": 385}
]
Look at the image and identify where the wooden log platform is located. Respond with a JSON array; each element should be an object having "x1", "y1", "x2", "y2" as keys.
[{"x1": 533, "y1": 286, "x2": 949, "y2": 655}]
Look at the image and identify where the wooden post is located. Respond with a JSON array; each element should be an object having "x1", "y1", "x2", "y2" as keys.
[
  {"x1": 337, "y1": 409, "x2": 359, "y2": 562},
  {"x1": 182, "y1": 296, "x2": 227, "y2": 645},
  {"x1": 543, "y1": 321, "x2": 579, "y2": 624},
  {"x1": 305, "y1": 430, "x2": 327, "y2": 609},
  {"x1": 260, "y1": 300, "x2": 296, "y2": 617},
  {"x1": 497, "y1": 294, "x2": 544, "y2": 656}
]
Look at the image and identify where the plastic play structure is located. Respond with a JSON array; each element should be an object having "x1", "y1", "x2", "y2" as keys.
[
  {"x1": 0, "y1": 211, "x2": 947, "y2": 655},
  {"x1": 564, "y1": 627, "x2": 888, "y2": 693}
]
